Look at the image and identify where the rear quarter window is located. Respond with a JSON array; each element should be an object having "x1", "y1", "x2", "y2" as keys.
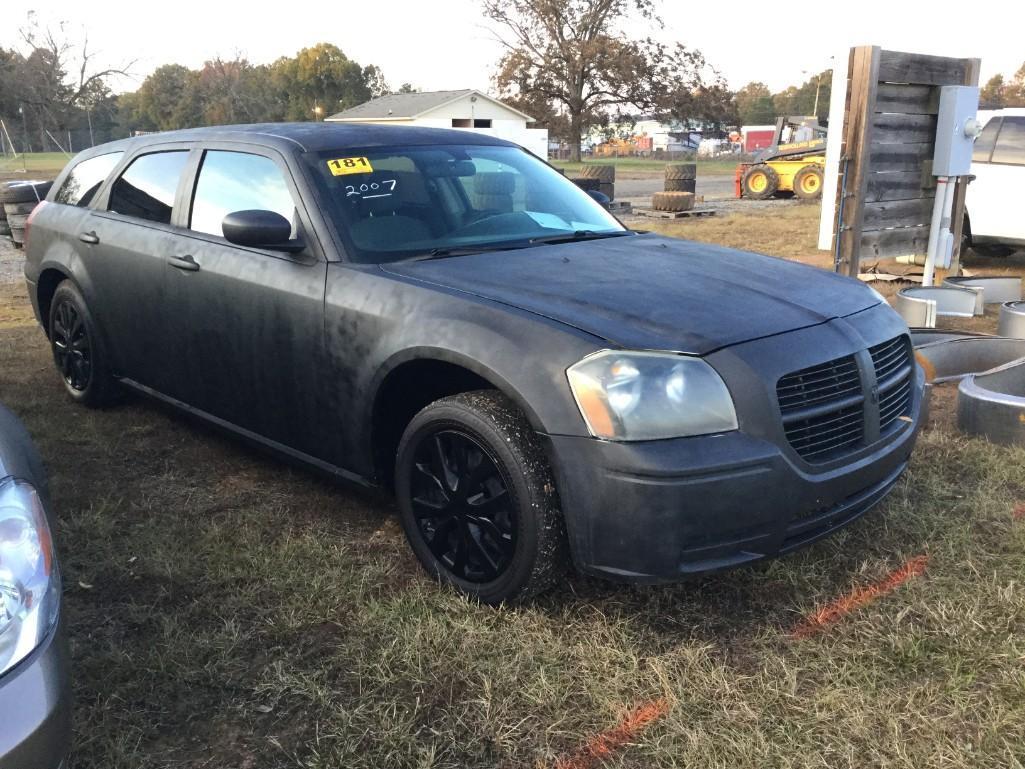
[{"x1": 54, "y1": 152, "x2": 124, "y2": 207}]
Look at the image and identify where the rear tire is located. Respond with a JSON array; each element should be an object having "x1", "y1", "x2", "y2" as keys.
[
  {"x1": 395, "y1": 390, "x2": 568, "y2": 604},
  {"x1": 793, "y1": 165, "x2": 824, "y2": 200},
  {"x1": 741, "y1": 164, "x2": 780, "y2": 199},
  {"x1": 971, "y1": 243, "x2": 1015, "y2": 258},
  {"x1": 48, "y1": 280, "x2": 120, "y2": 407}
]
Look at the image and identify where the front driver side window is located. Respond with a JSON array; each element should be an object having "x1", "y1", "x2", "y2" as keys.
[
  {"x1": 190, "y1": 151, "x2": 297, "y2": 238},
  {"x1": 107, "y1": 151, "x2": 189, "y2": 224}
]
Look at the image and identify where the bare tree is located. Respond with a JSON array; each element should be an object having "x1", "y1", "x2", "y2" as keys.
[
  {"x1": 483, "y1": 0, "x2": 721, "y2": 160},
  {"x1": 13, "y1": 13, "x2": 133, "y2": 148}
]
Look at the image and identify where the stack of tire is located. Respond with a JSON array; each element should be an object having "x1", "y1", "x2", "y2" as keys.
[
  {"x1": 664, "y1": 163, "x2": 696, "y2": 194},
  {"x1": 652, "y1": 163, "x2": 697, "y2": 212},
  {"x1": 577, "y1": 164, "x2": 614, "y2": 201},
  {"x1": 1, "y1": 180, "x2": 52, "y2": 248}
]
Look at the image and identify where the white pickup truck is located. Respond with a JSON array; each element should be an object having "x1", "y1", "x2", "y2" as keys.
[{"x1": 966, "y1": 109, "x2": 1025, "y2": 257}]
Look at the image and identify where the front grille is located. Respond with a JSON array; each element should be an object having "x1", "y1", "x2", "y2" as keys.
[
  {"x1": 777, "y1": 355, "x2": 864, "y2": 462},
  {"x1": 776, "y1": 334, "x2": 914, "y2": 464},
  {"x1": 871, "y1": 335, "x2": 914, "y2": 433}
]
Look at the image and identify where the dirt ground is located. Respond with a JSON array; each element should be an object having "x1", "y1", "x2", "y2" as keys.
[{"x1": 2, "y1": 207, "x2": 1025, "y2": 769}]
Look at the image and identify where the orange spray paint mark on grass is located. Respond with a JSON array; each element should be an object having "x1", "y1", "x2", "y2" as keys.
[
  {"x1": 552, "y1": 698, "x2": 671, "y2": 769},
  {"x1": 791, "y1": 555, "x2": 929, "y2": 639},
  {"x1": 1012, "y1": 504, "x2": 1025, "y2": 520}
]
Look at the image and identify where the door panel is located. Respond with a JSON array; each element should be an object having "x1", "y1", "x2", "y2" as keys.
[
  {"x1": 81, "y1": 213, "x2": 177, "y2": 387},
  {"x1": 77, "y1": 148, "x2": 191, "y2": 388},
  {"x1": 163, "y1": 237, "x2": 327, "y2": 456}
]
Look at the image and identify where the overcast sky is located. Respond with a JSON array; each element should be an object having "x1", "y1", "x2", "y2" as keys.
[{"x1": 3, "y1": 1, "x2": 1021, "y2": 95}]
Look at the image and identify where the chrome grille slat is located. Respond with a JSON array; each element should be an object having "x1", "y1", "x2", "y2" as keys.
[{"x1": 777, "y1": 334, "x2": 913, "y2": 463}]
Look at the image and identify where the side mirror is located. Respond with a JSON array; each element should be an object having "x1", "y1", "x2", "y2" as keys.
[
  {"x1": 222, "y1": 210, "x2": 304, "y2": 253},
  {"x1": 586, "y1": 189, "x2": 611, "y2": 210}
]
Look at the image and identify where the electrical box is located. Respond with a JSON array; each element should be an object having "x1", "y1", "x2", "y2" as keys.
[{"x1": 933, "y1": 85, "x2": 980, "y2": 176}]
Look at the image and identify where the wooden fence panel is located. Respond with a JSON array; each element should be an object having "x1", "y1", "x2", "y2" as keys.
[{"x1": 830, "y1": 47, "x2": 980, "y2": 272}]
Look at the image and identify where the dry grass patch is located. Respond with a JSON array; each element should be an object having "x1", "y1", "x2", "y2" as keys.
[{"x1": 0, "y1": 205, "x2": 1024, "y2": 767}]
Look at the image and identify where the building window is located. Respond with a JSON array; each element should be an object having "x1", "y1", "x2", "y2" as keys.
[
  {"x1": 473, "y1": 119, "x2": 492, "y2": 128},
  {"x1": 451, "y1": 118, "x2": 471, "y2": 127}
]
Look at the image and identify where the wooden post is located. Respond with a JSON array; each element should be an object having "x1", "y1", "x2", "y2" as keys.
[{"x1": 836, "y1": 46, "x2": 881, "y2": 277}]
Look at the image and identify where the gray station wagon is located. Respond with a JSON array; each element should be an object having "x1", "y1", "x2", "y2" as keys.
[{"x1": 23, "y1": 123, "x2": 924, "y2": 603}]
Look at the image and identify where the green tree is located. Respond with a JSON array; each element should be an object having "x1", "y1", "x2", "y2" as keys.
[
  {"x1": 271, "y1": 43, "x2": 375, "y2": 121},
  {"x1": 734, "y1": 82, "x2": 775, "y2": 125},
  {"x1": 980, "y1": 74, "x2": 1006, "y2": 107},
  {"x1": 133, "y1": 64, "x2": 197, "y2": 130}
]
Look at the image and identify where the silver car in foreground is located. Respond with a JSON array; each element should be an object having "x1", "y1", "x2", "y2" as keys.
[{"x1": 0, "y1": 403, "x2": 69, "y2": 768}]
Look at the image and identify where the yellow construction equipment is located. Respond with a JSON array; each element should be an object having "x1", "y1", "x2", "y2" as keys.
[{"x1": 736, "y1": 116, "x2": 826, "y2": 200}]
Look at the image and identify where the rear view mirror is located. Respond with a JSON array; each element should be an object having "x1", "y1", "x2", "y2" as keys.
[
  {"x1": 423, "y1": 160, "x2": 476, "y2": 177},
  {"x1": 222, "y1": 210, "x2": 304, "y2": 253}
]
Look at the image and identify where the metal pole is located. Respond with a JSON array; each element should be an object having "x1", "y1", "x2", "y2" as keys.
[
  {"x1": 922, "y1": 177, "x2": 954, "y2": 286},
  {"x1": 87, "y1": 107, "x2": 94, "y2": 146}
]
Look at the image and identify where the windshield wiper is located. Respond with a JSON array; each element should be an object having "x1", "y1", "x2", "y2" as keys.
[
  {"x1": 529, "y1": 230, "x2": 633, "y2": 246},
  {"x1": 415, "y1": 242, "x2": 533, "y2": 260}
]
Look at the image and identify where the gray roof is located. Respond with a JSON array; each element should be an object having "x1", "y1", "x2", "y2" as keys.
[{"x1": 326, "y1": 89, "x2": 533, "y2": 122}]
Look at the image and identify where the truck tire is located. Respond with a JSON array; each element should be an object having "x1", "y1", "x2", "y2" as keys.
[
  {"x1": 0, "y1": 181, "x2": 52, "y2": 205},
  {"x1": 665, "y1": 163, "x2": 697, "y2": 180},
  {"x1": 652, "y1": 191, "x2": 695, "y2": 212},
  {"x1": 395, "y1": 390, "x2": 568, "y2": 604},
  {"x1": 971, "y1": 244, "x2": 1015, "y2": 258},
  {"x1": 578, "y1": 164, "x2": 615, "y2": 182},
  {"x1": 741, "y1": 164, "x2": 779, "y2": 199},
  {"x1": 793, "y1": 165, "x2": 824, "y2": 200},
  {"x1": 664, "y1": 178, "x2": 696, "y2": 193}
]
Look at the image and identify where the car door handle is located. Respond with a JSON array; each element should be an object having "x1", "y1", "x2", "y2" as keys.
[
  {"x1": 78, "y1": 231, "x2": 99, "y2": 244},
  {"x1": 167, "y1": 255, "x2": 200, "y2": 272}
]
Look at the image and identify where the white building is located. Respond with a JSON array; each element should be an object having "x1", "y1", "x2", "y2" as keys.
[{"x1": 326, "y1": 89, "x2": 548, "y2": 158}]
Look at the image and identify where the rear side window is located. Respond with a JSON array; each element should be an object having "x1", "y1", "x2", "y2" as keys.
[
  {"x1": 55, "y1": 151, "x2": 123, "y2": 207},
  {"x1": 972, "y1": 117, "x2": 1000, "y2": 163},
  {"x1": 189, "y1": 151, "x2": 297, "y2": 238},
  {"x1": 992, "y1": 117, "x2": 1025, "y2": 165},
  {"x1": 108, "y1": 151, "x2": 189, "y2": 224}
]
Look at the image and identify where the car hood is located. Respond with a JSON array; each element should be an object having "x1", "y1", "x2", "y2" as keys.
[{"x1": 381, "y1": 233, "x2": 881, "y2": 354}]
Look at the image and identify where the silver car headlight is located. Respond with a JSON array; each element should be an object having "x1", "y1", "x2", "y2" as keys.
[
  {"x1": 567, "y1": 350, "x2": 738, "y2": 441},
  {"x1": 0, "y1": 478, "x2": 60, "y2": 676}
]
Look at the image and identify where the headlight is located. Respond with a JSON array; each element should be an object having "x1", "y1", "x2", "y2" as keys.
[
  {"x1": 0, "y1": 478, "x2": 60, "y2": 676},
  {"x1": 566, "y1": 350, "x2": 738, "y2": 440}
]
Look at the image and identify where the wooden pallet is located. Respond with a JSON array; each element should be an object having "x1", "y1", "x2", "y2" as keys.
[{"x1": 633, "y1": 207, "x2": 717, "y2": 219}]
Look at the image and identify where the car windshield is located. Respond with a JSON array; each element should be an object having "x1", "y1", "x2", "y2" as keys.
[{"x1": 304, "y1": 144, "x2": 629, "y2": 263}]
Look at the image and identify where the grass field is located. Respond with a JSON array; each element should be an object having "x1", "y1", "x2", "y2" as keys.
[
  {"x1": 0, "y1": 151, "x2": 69, "y2": 178},
  {"x1": 2, "y1": 208, "x2": 1025, "y2": 768}
]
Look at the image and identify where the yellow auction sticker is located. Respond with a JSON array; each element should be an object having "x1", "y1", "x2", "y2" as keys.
[{"x1": 327, "y1": 157, "x2": 373, "y2": 176}]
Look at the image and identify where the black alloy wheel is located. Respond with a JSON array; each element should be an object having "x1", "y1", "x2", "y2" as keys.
[
  {"x1": 409, "y1": 429, "x2": 516, "y2": 583},
  {"x1": 48, "y1": 280, "x2": 119, "y2": 407},
  {"x1": 395, "y1": 390, "x2": 568, "y2": 604},
  {"x1": 51, "y1": 298, "x2": 92, "y2": 391}
]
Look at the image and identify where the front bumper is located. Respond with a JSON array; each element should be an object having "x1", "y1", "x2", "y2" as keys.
[
  {"x1": 0, "y1": 617, "x2": 71, "y2": 769},
  {"x1": 545, "y1": 306, "x2": 924, "y2": 582}
]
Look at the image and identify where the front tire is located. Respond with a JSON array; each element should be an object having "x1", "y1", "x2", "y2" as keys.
[
  {"x1": 741, "y1": 164, "x2": 779, "y2": 199},
  {"x1": 48, "y1": 280, "x2": 119, "y2": 407},
  {"x1": 395, "y1": 391, "x2": 567, "y2": 604}
]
